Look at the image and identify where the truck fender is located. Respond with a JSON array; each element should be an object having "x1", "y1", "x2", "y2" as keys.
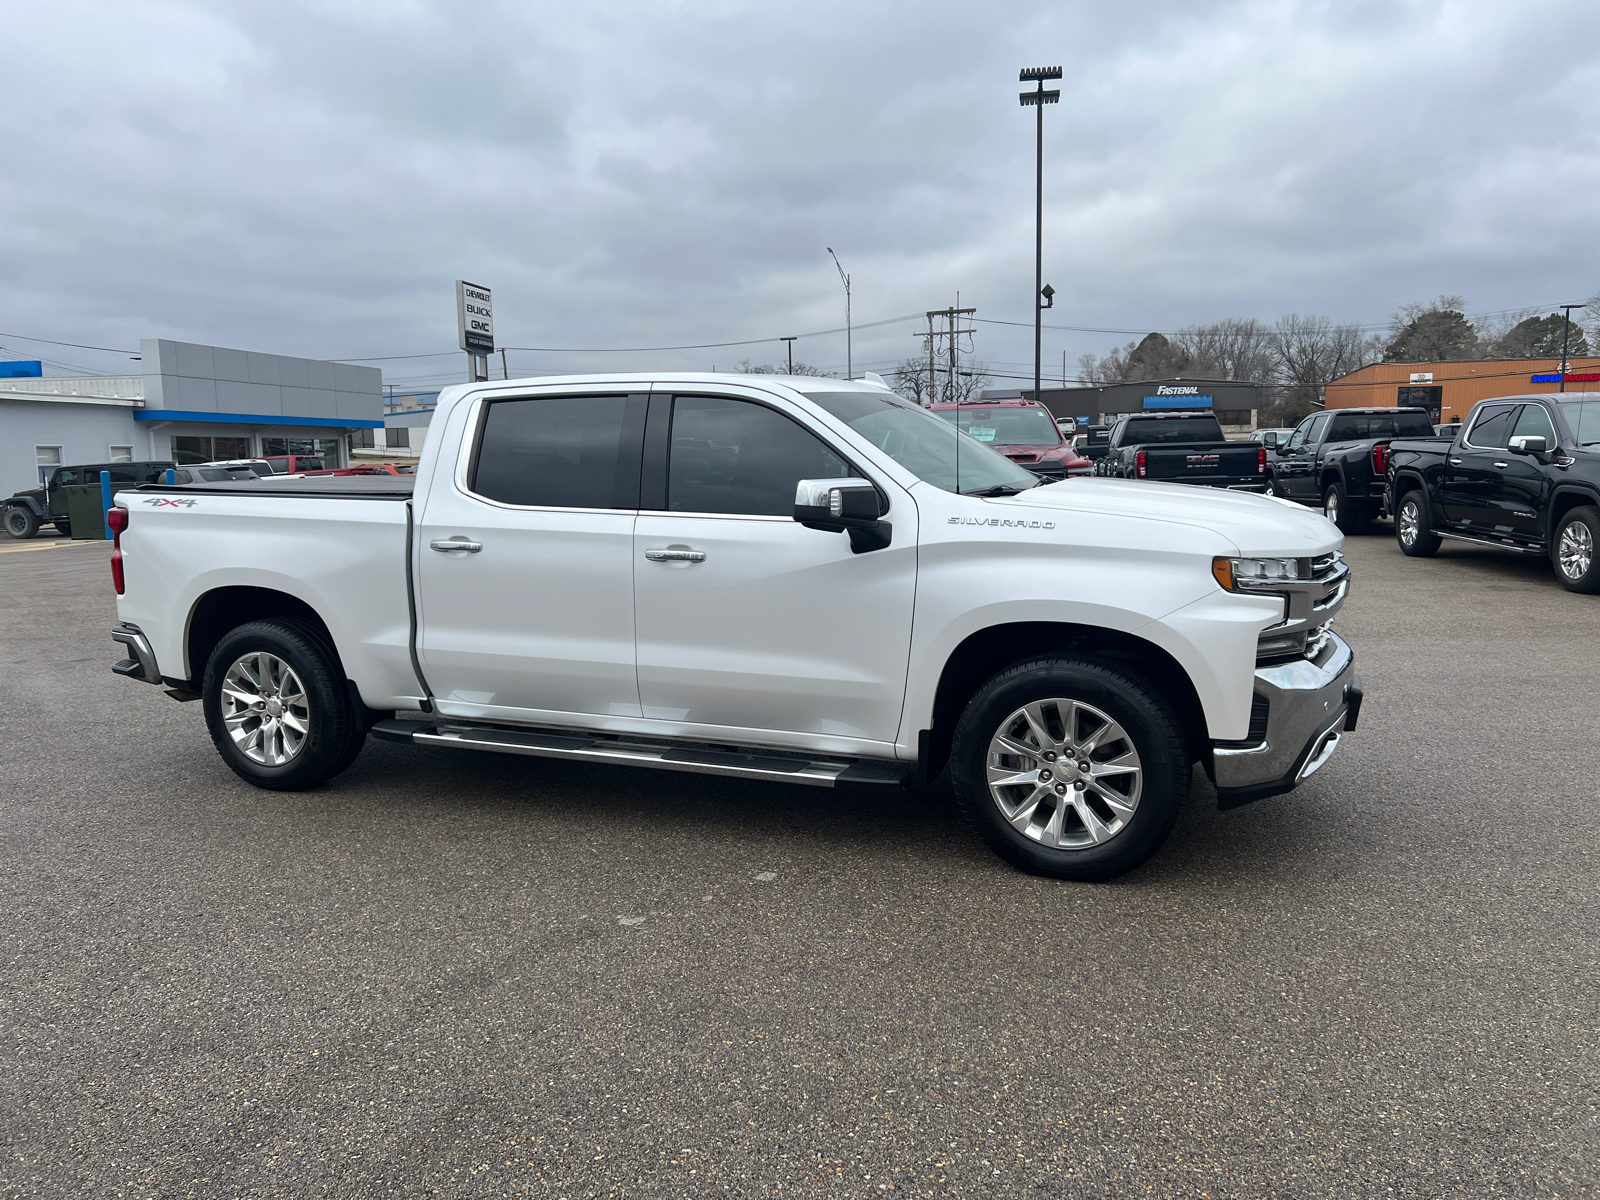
[
  {"x1": 1547, "y1": 483, "x2": 1600, "y2": 542},
  {"x1": 4, "y1": 495, "x2": 45, "y2": 518},
  {"x1": 1388, "y1": 468, "x2": 1429, "y2": 510}
]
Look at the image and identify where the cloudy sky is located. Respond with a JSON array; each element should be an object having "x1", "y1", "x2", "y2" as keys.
[{"x1": 4, "y1": 0, "x2": 1599, "y2": 390}]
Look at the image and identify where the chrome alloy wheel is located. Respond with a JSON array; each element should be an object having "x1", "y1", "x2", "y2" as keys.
[
  {"x1": 1398, "y1": 497, "x2": 1420, "y2": 547},
  {"x1": 1324, "y1": 490, "x2": 1339, "y2": 525},
  {"x1": 221, "y1": 652, "x2": 311, "y2": 766},
  {"x1": 985, "y1": 698, "x2": 1143, "y2": 849},
  {"x1": 1559, "y1": 519, "x2": 1594, "y2": 582}
]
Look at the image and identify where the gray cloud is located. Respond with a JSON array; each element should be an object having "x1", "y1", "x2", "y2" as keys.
[{"x1": 3, "y1": 0, "x2": 1598, "y2": 389}]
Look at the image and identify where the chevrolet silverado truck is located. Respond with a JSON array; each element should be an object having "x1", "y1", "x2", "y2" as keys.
[
  {"x1": 1267, "y1": 406, "x2": 1433, "y2": 533},
  {"x1": 1386, "y1": 393, "x2": 1600, "y2": 592},
  {"x1": 107, "y1": 374, "x2": 1361, "y2": 881},
  {"x1": 1094, "y1": 411, "x2": 1268, "y2": 490}
]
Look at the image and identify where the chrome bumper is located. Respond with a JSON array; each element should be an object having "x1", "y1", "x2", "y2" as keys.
[
  {"x1": 1212, "y1": 631, "x2": 1361, "y2": 808},
  {"x1": 111, "y1": 622, "x2": 162, "y2": 685}
]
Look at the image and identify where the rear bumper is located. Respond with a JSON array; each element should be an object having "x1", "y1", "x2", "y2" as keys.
[
  {"x1": 111, "y1": 622, "x2": 162, "y2": 685},
  {"x1": 1212, "y1": 632, "x2": 1360, "y2": 808}
]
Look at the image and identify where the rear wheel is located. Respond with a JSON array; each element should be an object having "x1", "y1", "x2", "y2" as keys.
[
  {"x1": 950, "y1": 656, "x2": 1188, "y2": 881},
  {"x1": 1324, "y1": 480, "x2": 1371, "y2": 534},
  {"x1": 1553, "y1": 506, "x2": 1600, "y2": 593},
  {"x1": 202, "y1": 619, "x2": 365, "y2": 790},
  {"x1": 1396, "y1": 490, "x2": 1441, "y2": 557},
  {"x1": 4, "y1": 507, "x2": 40, "y2": 539},
  {"x1": 53, "y1": 519, "x2": 72, "y2": 539}
]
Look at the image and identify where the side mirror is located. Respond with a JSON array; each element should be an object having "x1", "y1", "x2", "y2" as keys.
[
  {"x1": 794, "y1": 477, "x2": 891, "y2": 553},
  {"x1": 1508, "y1": 435, "x2": 1547, "y2": 455}
]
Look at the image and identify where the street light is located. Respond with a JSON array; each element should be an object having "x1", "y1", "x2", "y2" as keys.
[
  {"x1": 1020, "y1": 66, "x2": 1061, "y2": 404},
  {"x1": 1558, "y1": 303, "x2": 1583, "y2": 392},
  {"x1": 827, "y1": 247, "x2": 851, "y2": 379},
  {"x1": 780, "y1": 336, "x2": 797, "y2": 374}
]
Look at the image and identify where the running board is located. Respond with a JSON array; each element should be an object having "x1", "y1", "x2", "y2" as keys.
[
  {"x1": 370, "y1": 718, "x2": 913, "y2": 792},
  {"x1": 1438, "y1": 529, "x2": 1544, "y2": 555}
]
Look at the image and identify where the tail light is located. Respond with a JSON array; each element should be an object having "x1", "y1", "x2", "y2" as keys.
[
  {"x1": 1372, "y1": 442, "x2": 1390, "y2": 474},
  {"x1": 1135, "y1": 450, "x2": 1147, "y2": 478},
  {"x1": 1258, "y1": 447, "x2": 1267, "y2": 475},
  {"x1": 107, "y1": 506, "x2": 128, "y2": 594}
]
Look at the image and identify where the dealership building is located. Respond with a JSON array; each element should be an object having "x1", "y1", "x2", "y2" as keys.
[
  {"x1": 1015, "y1": 378, "x2": 1262, "y2": 433},
  {"x1": 1325, "y1": 357, "x2": 1600, "y2": 424},
  {"x1": 0, "y1": 339, "x2": 382, "y2": 493}
]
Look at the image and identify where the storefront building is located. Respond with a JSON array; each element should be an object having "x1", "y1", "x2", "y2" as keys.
[
  {"x1": 1325, "y1": 358, "x2": 1600, "y2": 424},
  {"x1": 0, "y1": 339, "x2": 382, "y2": 494},
  {"x1": 1021, "y1": 378, "x2": 1261, "y2": 433}
]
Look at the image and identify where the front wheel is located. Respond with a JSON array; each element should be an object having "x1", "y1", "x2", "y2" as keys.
[
  {"x1": 202, "y1": 619, "x2": 365, "y2": 790},
  {"x1": 1553, "y1": 506, "x2": 1600, "y2": 593},
  {"x1": 1396, "y1": 491, "x2": 1442, "y2": 557},
  {"x1": 4, "y1": 507, "x2": 40, "y2": 539},
  {"x1": 1324, "y1": 480, "x2": 1371, "y2": 534},
  {"x1": 950, "y1": 656, "x2": 1189, "y2": 881}
]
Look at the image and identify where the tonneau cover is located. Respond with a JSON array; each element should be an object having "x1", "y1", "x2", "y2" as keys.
[{"x1": 129, "y1": 475, "x2": 415, "y2": 499}]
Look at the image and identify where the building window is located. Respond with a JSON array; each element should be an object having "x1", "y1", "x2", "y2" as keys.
[
  {"x1": 173, "y1": 435, "x2": 254, "y2": 464},
  {"x1": 1397, "y1": 386, "x2": 1442, "y2": 418},
  {"x1": 109, "y1": 445, "x2": 134, "y2": 463},
  {"x1": 385, "y1": 427, "x2": 410, "y2": 450},
  {"x1": 35, "y1": 446, "x2": 61, "y2": 487},
  {"x1": 1215, "y1": 410, "x2": 1254, "y2": 426},
  {"x1": 351, "y1": 428, "x2": 375, "y2": 449},
  {"x1": 260, "y1": 436, "x2": 343, "y2": 467}
]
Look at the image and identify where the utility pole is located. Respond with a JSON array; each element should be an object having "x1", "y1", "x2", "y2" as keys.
[
  {"x1": 1558, "y1": 304, "x2": 1583, "y2": 392},
  {"x1": 918, "y1": 305, "x2": 976, "y2": 404},
  {"x1": 499, "y1": 348, "x2": 509, "y2": 380},
  {"x1": 1019, "y1": 66, "x2": 1061, "y2": 404},
  {"x1": 781, "y1": 336, "x2": 796, "y2": 375},
  {"x1": 927, "y1": 314, "x2": 937, "y2": 405},
  {"x1": 827, "y1": 248, "x2": 852, "y2": 379}
]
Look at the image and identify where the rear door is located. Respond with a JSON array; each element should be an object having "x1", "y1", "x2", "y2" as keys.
[
  {"x1": 632, "y1": 392, "x2": 917, "y2": 746},
  {"x1": 416, "y1": 388, "x2": 648, "y2": 724}
]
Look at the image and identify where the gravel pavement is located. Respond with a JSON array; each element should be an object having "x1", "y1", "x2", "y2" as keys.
[{"x1": 2, "y1": 529, "x2": 1597, "y2": 1199}]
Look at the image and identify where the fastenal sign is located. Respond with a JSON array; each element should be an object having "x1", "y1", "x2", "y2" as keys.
[{"x1": 455, "y1": 280, "x2": 494, "y2": 354}]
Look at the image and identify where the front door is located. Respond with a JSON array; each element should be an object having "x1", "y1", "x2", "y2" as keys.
[
  {"x1": 633, "y1": 393, "x2": 917, "y2": 747},
  {"x1": 416, "y1": 390, "x2": 648, "y2": 724},
  {"x1": 1491, "y1": 404, "x2": 1557, "y2": 542},
  {"x1": 1444, "y1": 403, "x2": 1517, "y2": 529}
]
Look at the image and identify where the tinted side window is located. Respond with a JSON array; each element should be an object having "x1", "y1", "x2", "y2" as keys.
[
  {"x1": 667, "y1": 395, "x2": 849, "y2": 517},
  {"x1": 1286, "y1": 422, "x2": 1310, "y2": 450},
  {"x1": 1511, "y1": 404, "x2": 1556, "y2": 445},
  {"x1": 1466, "y1": 405, "x2": 1517, "y2": 450},
  {"x1": 473, "y1": 394, "x2": 644, "y2": 509},
  {"x1": 1306, "y1": 414, "x2": 1331, "y2": 443}
]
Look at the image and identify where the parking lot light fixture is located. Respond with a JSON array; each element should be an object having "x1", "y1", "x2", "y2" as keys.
[
  {"x1": 1020, "y1": 66, "x2": 1062, "y2": 403},
  {"x1": 827, "y1": 247, "x2": 851, "y2": 379}
]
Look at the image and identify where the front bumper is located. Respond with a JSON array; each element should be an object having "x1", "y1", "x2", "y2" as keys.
[{"x1": 1211, "y1": 631, "x2": 1360, "y2": 809}]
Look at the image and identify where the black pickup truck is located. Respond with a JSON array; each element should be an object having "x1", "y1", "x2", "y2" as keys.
[
  {"x1": 1094, "y1": 411, "x2": 1266, "y2": 489},
  {"x1": 1386, "y1": 393, "x2": 1600, "y2": 592},
  {"x1": 1267, "y1": 406, "x2": 1433, "y2": 533}
]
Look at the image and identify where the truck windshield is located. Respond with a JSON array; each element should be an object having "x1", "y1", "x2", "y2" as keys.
[
  {"x1": 804, "y1": 392, "x2": 1040, "y2": 495},
  {"x1": 1121, "y1": 417, "x2": 1222, "y2": 444},
  {"x1": 1559, "y1": 399, "x2": 1600, "y2": 445},
  {"x1": 933, "y1": 407, "x2": 1061, "y2": 446}
]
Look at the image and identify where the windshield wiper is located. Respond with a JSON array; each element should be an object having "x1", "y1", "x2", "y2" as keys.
[{"x1": 962, "y1": 483, "x2": 1034, "y2": 497}]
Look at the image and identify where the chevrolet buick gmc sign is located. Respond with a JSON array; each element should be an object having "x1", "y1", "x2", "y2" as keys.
[
  {"x1": 1144, "y1": 385, "x2": 1213, "y2": 410},
  {"x1": 455, "y1": 280, "x2": 494, "y2": 354}
]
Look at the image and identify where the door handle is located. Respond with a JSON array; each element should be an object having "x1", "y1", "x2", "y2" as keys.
[
  {"x1": 1493, "y1": 461, "x2": 1508, "y2": 469},
  {"x1": 645, "y1": 547, "x2": 706, "y2": 563},
  {"x1": 430, "y1": 538, "x2": 483, "y2": 553},
  {"x1": 1448, "y1": 458, "x2": 1462, "y2": 465}
]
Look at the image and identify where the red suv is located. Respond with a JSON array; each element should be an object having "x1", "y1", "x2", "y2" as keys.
[{"x1": 930, "y1": 398, "x2": 1093, "y2": 479}]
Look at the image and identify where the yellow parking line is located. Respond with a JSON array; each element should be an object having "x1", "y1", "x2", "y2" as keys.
[{"x1": 0, "y1": 538, "x2": 106, "y2": 556}]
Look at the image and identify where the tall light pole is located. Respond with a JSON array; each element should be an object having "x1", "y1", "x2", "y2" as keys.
[
  {"x1": 781, "y1": 336, "x2": 796, "y2": 374},
  {"x1": 827, "y1": 247, "x2": 851, "y2": 379},
  {"x1": 1558, "y1": 303, "x2": 1583, "y2": 392},
  {"x1": 1019, "y1": 66, "x2": 1061, "y2": 403}
]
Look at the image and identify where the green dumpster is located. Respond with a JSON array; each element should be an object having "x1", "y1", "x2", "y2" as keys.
[{"x1": 61, "y1": 482, "x2": 140, "y2": 540}]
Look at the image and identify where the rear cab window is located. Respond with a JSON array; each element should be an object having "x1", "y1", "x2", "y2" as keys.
[{"x1": 470, "y1": 393, "x2": 647, "y2": 509}]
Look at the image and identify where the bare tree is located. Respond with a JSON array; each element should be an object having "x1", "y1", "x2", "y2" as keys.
[
  {"x1": 1173, "y1": 318, "x2": 1276, "y2": 383},
  {"x1": 1269, "y1": 314, "x2": 1380, "y2": 423},
  {"x1": 736, "y1": 358, "x2": 834, "y2": 377},
  {"x1": 891, "y1": 357, "x2": 935, "y2": 405}
]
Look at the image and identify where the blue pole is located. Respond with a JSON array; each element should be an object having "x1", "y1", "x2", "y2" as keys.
[
  {"x1": 99, "y1": 470, "x2": 113, "y2": 540},
  {"x1": 165, "y1": 468, "x2": 175, "y2": 485}
]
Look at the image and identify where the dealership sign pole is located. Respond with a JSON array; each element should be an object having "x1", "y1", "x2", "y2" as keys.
[{"x1": 456, "y1": 280, "x2": 494, "y2": 383}]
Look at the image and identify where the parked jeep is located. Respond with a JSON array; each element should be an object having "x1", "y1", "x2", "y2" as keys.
[{"x1": 4, "y1": 461, "x2": 174, "y2": 539}]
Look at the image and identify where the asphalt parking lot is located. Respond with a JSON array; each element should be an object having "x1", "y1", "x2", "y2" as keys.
[{"x1": 3, "y1": 528, "x2": 1597, "y2": 1199}]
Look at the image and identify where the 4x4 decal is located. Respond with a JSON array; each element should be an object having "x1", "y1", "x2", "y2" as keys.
[{"x1": 143, "y1": 498, "x2": 197, "y2": 508}]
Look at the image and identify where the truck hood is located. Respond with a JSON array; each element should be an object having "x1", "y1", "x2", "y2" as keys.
[{"x1": 994, "y1": 477, "x2": 1341, "y2": 557}]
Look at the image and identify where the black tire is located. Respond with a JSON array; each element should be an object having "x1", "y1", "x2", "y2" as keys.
[
  {"x1": 1268, "y1": 472, "x2": 1287, "y2": 498},
  {"x1": 4, "y1": 507, "x2": 40, "y2": 539},
  {"x1": 1323, "y1": 480, "x2": 1371, "y2": 534},
  {"x1": 1395, "y1": 489, "x2": 1441, "y2": 557},
  {"x1": 202, "y1": 619, "x2": 365, "y2": 790},
  {"x1": 53, "y1": 520, "x2": 71, "y2": 539},
  {"x1": 950, "y1": 655, "x2": 1189, "y2": 881},
  {"x1": 1552, "y1": 505, "x2": 1600, "y2": 593}
]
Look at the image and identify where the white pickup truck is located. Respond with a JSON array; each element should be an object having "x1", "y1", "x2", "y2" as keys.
[{"x1": 108, "y1": 374, "x2": 1361, "y2": 880}]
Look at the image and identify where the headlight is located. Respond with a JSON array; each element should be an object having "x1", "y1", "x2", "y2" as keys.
[{"x1": 1212, "y1": 556, "x2": 1301, "y2": 591}]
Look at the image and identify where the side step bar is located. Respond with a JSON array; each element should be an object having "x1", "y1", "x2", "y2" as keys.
[
  {"x1": 370, "y1": 718, "x2": 913, "y2": 793},
  {"x1": 1437, "y1": 529, "x2": 1544, "y2": 555}
]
